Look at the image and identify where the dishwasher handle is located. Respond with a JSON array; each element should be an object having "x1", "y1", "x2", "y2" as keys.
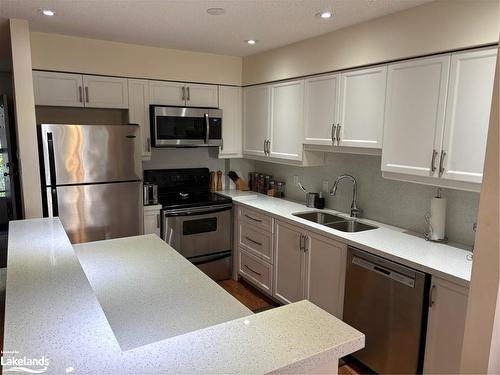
[{"x1": 352, "y1": 256, "x2": 415, "y2": 288}]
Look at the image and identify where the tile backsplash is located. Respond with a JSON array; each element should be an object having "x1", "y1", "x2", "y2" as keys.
[{"x1": 249, "y1": 153, "x2": 479, "y2": 247}]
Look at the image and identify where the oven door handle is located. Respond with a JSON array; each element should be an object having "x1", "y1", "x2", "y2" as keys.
[
  {"x1": 163, "y1": 203, "x2": 232, "y2": 217},
  {"x1": 189, "y1": 251, "x2": 231, "y2": 266}
]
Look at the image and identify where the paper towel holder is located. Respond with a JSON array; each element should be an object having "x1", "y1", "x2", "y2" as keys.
[{"x1": 424, "y1": 188, "x2": 449, "y2": 243}]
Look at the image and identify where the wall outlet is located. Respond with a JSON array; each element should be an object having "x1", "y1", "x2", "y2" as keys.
[
  {"x1": 293, "y1": 175, "x2": 299, "y2": 186},
  {"x1": 322, "y1": 180, "x2": 330, "y2": 193}
]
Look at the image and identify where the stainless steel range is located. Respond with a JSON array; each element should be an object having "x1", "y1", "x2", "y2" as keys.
[{"x1": 144, "y1": 168, "x2": 233, "y2": 281}]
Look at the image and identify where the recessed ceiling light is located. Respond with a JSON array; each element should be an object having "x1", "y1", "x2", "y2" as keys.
[
  {"x1": 206, "y1": 7, "x2": 225, "y2": 16},
  {"x1": 41, "y1": 9, "x2": 55, "y2": 16},
  {"x1": 316, "y1": 10, "x2": 333, "y2": 19},
  {"x1": 246, "y1": 39, "x2": 257, "y2": 45}
]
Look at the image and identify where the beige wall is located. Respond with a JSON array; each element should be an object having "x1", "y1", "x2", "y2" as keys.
[
  {"x1": 242, "y1": 0, "x2": 500, "y2": 85},
  {"x1": 30, "y1": 32, "x2": 242, "y2": 85},
  {"x1": 460, "y1": 40, "x2": 499, "y2": 373},
  {"x1": 10, "y1": 19, "x2": 42, "y2": 218}
]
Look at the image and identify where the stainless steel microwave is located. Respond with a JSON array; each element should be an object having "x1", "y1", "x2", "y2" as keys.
[{"x1": 150, "y1": 106, "x2": 223, "y2": 147}]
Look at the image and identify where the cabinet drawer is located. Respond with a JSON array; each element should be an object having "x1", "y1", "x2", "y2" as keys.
[
  {"x1": 239, "y1": 223, "x2": 273, "y2": 263},
  {"x1": 239, "y1": 207, "x2": 273, "y2": 232},
  {"x1": 239, "y1": 249, "x2": 272, "y2": 295}
]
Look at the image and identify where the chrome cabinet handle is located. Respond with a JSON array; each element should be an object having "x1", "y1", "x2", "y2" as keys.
[
  {"x1": 181, "y1": 87, "x2": 186, "y2": 101},
  {"x1": 244, "y1": 214, "x2": 262, "y2": 223},
  {"x1": 245, "y1": 236, "x2": 262, "y2": 246},
  {"x1": 78, "y1": 86, "x2": 83, "y2": 103},
  {"x1": 303, "y1": 235, "x2": 309, "y2": 252},
  {"x1": 263, "y1": 139, "x2": 267, "y2": 155},
  {"x1": 267, "y1": 139, "x2": 271, "y2": 155},
  {"x1": 187, "y1": 86, "x2": 190, "y2": 101},
  {"x1": 429, "y1": 284, "x2": 436, "y2": 307},
  {"x1": 336, "y1": 124, "x2": 341, "y2": 143},
  {"x1": 147, "y1": 137, "x2": 151, "y2": 152},
  {"x1": 244, "y1": 264, "x2": 262, "y2": 276},
  {"x1": 431, "y1": 149, "x2": 438, "y2": 172},
  {"x1": 331, "y1": 124, "x2": 336, "y2": 143},
  {"x1": 85, "y1": 87, "x2": 89, "y2": 103},
  {"x1": 299, "y1": 234, "x2": 304, "y2": 251},
  {"x1": 156, "y1": 214, "x2": 160, "y2": 228},
  {"x1": 439, "y1": 150, "x2": 447, "y2": 176}
]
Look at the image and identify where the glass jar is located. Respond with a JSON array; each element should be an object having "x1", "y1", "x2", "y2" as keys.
[
  {"x1": 276, "y1": 181, "x2": 286, "y2": 198},
  {"x1": 267, "y1": 180, "x2": 276, "y2": 197}
]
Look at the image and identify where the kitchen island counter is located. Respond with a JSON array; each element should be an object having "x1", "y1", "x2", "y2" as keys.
[{"x1": 4, "y1": 218, "x2": 364, "y2": 374}]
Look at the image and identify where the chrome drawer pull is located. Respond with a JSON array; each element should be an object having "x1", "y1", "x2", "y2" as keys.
[
  {"x1": 245, "y1": 236, "x2": 262, "y2": 246},
  {"x1": 244, "y1": 214, "x2": 262, "y2": 223},
  {"x1": 429, "y1": 284, "x2": 436, "y2": 307},
  {"x1": 244, "y1": 264, "x2": 262, "y2": 276}
]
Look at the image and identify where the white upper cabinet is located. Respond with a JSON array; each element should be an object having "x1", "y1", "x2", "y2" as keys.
[
  {"x1": 440, "y1": 47, "x2": 497, "y2": 184},
  {"x1": 82, "y1": 75, "x2": 128, "y2": 109},
  {"x1": 338, "y1": 66, "x2": 387, "y2": 148},
  {"x1": 304, "y1": 74, "x2": 340, "y2": 145},
  {"x1": 149, "y1": 81, "x2": 185, "y2": 106},
  {"x1": 218, "y1": 86, "x2": 242, "y2": 158},
  {"x1": 33, "y1": 71, "x2": 84, "y2": 107},
  {"x1": 33, "y1": 71, "x2": 128, "y2": 109},
  {"x1": 243, "y1": 85, "x2": 270, "y2": 157},
  {"x1": 128, "y1": 79, "x2": 151, "y2": 160},
  {"x1": 382, "y1": 55, "x2": 450, "y2": 177},
  {"x1": 269, "y1": 80, "x2": 304, "y2": 161},
  {"x1": 186, "y1": 83, "x2": 218, "y2": 107},
  {"x1": 149, "y1": 81, "x2": 218, "y2": 107}
]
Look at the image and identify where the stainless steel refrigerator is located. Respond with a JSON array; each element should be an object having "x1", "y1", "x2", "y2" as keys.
[{"x1": 38, "y1": 124, "x2": 142, "y2": 243}]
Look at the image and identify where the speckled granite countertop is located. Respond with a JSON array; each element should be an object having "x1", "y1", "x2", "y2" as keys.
[
  {"x1": 218, "y1": 190, "x2": 473, "y2": 286},
  {"x1": 4, "y1": 218, "x2": 364, "y2": 374}
]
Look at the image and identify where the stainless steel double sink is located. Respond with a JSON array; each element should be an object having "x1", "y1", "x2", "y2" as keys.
[{"x1": 292, "y1": 211, "x2": 378, "y2": 232}]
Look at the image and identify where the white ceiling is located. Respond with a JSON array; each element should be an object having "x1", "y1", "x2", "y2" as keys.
[{"x1": 0, "y1": 0, "x2": 432, "y2": 57}]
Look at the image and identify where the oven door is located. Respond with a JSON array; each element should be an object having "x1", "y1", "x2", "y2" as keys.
[
  {"x1": 152, "y1": 106, "x2": 222, "y2": 147},
  {"x1": 162, "y1": 204, "x2": 232, "y2": 258}
]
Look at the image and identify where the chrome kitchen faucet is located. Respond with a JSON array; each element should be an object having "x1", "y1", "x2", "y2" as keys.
[{"x1": 329, "y1": 174, "x2": 361, "y2": 218}]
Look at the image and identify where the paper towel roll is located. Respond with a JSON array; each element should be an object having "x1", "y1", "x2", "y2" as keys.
[{"x1": 429, "y1": 197, "x2": 447, "y2": 241}]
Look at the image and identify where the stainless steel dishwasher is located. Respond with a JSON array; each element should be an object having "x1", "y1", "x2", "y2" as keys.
[{"x1": 343, "y1": 247, "x2": 430, "y2": 374}]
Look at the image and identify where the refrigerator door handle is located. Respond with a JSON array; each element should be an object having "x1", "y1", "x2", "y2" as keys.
[{"x1": 46, "y1": 132, "x2": 59, "y2": 216}]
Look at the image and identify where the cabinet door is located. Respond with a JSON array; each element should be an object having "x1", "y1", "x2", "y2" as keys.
[
  {"x1": 304, "y1": 74, "x2": 340, "y2": 145},
  {"x1": 186, "y1": 84, "x2": 218, "y2": 107},
  {"x1": 82, "y1": 75, "x2": 128, "y2": 109},
  {"x1": 33, "y1": 71, "x2": 84, "y2": 107},
  {"x1": 339, "y1": 66, "x2": 387, "y2": 149},
  {"x1": 128, "y1": 79, "x2": 151, "y2": 160},
  {"x1": 274, "y1": 220, "x2": 305, "y2": 305},
  {"x1": 144, "y1": 212, "x2": 161, "y2": 236},
  {"x1": 269, "y1": 80, "x2": 304, "y2": 161},
  {"x1": 423, "y1": 277, "x2": 469, "y2": 374},
  {"x1": 218, "y1": 86, "x2": 242, "y2": 158},
  {"x1": 149, "y1": 81, "x2": 185, "y2": 106},
  {"x1": 305, "y1": 233, "x2": 347, "y2": 319},
  {"x1": 382, "y1": 55, "x2": 450, "y2": 177},
  {"x1": 440, "y1": 47, "x2": 497, "y2": 184},
  {"x1": 243, "y1": 85, "x2": 270, "y2": 157}
]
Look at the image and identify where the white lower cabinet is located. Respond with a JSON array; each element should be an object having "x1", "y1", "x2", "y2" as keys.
[
  {"x1": 273, "y1": 220, "x2": 347, "y2": 318},
  {"x1": 305, "y1": 231, "x2": 347, "y2": 319},
  {"x1": 423, "y1": 277, "x2": 469, "y2": 374},
  {"x1": 143, "y1": 205, "x2": 162, "y2": 237}
]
